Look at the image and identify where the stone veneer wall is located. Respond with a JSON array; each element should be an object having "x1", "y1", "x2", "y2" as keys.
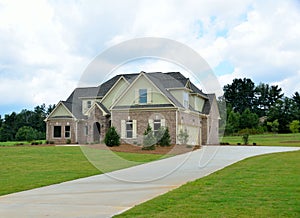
[
  {"x1": 112, "y1": 109, "x2": 177, "y2": 145},
  {"x1": 87, "y1": 107, "x2": 110, "y2": 143},
  {"x1": 77, "y1": 120, "x2": 88, "y2": 144}
]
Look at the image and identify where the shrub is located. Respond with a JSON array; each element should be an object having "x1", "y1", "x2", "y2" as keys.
[
  {"x1": 178, "y1": 129, "x2": 189, "y2": 145},
  {"x1": 14, "y1": 143, "x2": 24, "y2": 146},
  {"x1": 143, "y1": 124, "x2": 156, "y2": 150},
  {"x1": 104, "y1": 126, "x2": 120, "y2": 147},
  {"x1": 15, "y1": 126, "x2": 39, "y2": 142},
  {"x1": 142, "y1": 144, "x2": 156, "y2": 150},
  {"x1": 238, "y1": 128, "x2": 264, "y2": 135},
  {"x1": 242, "y1": 134, "x2": 249, "y2": 145},
  {"x1": 289, "y1": 120, "x2": 300, "y2": 133},
  {"x1": 49, "y1": 141, "x2": 55, "y2": 144},
  {"x1": 157, "y1": 127, "x2": 171, "y2": 146},
  {"x1": 66, "y1": 139, "x2": 71, "y2": 144}
]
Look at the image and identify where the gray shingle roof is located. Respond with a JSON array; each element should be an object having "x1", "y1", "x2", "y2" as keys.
[
  {"x1": 62, "y1": 71, "x2": 213, "y2": 118},
  {"x1": 95, "y1": 102, "x2": 110, "y2": 115},
  {"x1": 202, "y1": 94, "x2": 216, "y2": 115},
  {"x1": 64, "y1": 87, "x2": 99, "y2": 119}
]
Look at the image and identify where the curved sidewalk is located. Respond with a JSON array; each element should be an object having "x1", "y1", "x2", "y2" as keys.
[{"x1": 0, "y1": 146, "x2": 299, "y2": 218}]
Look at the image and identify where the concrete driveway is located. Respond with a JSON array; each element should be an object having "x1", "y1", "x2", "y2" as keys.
[{"x1": 0, "y1": 146, "x2": 299, "y2": 218}]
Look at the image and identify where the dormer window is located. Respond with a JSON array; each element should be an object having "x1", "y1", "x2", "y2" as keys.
[
  {"x1": 183, "y1": 92, "x2": 189, "y2": 109},
  {"x1": 139, "y1": 89, "x2": 147, "y2": 104},
  {"x1": 87, "y1": 100, "x2": 92, "y2": 109}
]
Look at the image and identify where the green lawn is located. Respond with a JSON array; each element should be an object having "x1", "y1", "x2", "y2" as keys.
[
  {"x1": 0, "y1": 141, "x2": 41, "y2": 146},
  {"x1": 116, "y1": 150, "x2": 300, "y2": 218},
  {"x1": 0, "y1": 146, "x2": 165, "y2": 196},
  {"x1": 222, "y1": 133, "x2": 300, "y2": 146}
]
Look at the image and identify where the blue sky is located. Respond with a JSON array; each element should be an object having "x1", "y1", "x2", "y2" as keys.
[{"x1": 0, "y1": 0, "x2": 300, "y2": 116}]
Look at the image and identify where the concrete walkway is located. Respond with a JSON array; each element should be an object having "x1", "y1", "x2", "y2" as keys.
[{"x1": 0, "y1": 146, "x2": 299, "y2": 218}]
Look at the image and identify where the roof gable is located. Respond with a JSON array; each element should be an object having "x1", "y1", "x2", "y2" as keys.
[
  {"x1": 111, "y1": 72, "x2": 174, "y2": 108},
  {"x1": 86, "y1": 102, "x2": 110, "y2": 116},
  {"x1": 101, "y1": 76, "x2": 129, "y2": 109},
  {"x1": 45, "y1": 101, "x2": 74, "y2": 120}
]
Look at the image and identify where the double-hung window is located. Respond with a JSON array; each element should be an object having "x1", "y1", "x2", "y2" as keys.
[
  {"x1": 183, "y1": 92, "x2": 189, "y2": 109},
  {"x1": 126, "y1": 120, "x2": 133, "y2": 138},
  {"x1": 65, "y1": 126, "x2": 71, "y2": 138},
  {"x1": 139, "y1": 89, "x2": 147, "y2": 104},
  {"x1": 153, "y1": 119, "x2": 161, "y2": 136},
  {"x1": 87, "y1": 100, "x2": 92, "y2": 109}
]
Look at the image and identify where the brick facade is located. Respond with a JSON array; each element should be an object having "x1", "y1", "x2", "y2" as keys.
[
  {"x1": 112, "y1": 109, "x2": 177, "y2": 145},
  {"x1": 46, "y1": 119, "x2": 76, "y2": 144}
]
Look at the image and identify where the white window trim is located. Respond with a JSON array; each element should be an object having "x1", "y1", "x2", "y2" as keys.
[
  {"x1": 65, "y1": 125, "x2": 71, "y2": 139},
  {"x1": 53, "y1": 125, "x2": 62, "y2": 138},
  {"x1": 121, "y1": 119, "x2": 137, "y2": 139}
]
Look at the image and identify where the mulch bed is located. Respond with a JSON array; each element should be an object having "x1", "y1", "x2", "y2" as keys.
[{"x1": 86, "y1": 144, "x2": 201, "y2": 155}]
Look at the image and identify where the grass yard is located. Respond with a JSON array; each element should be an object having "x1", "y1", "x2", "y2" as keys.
[
  {"x1": 0, "y1": 141, "x2": 43, "y2": 146},
  {"x1": 116, "y1": 150, "x2": 300, "y2": 218},
  {"x1": 222, "y1": 133, "x2": 300, "y2": 146},
  {"x1": 0, "y1": 146, "x2": 165, "y2": 196}
]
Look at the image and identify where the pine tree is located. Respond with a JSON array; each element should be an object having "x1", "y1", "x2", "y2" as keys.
[
  {"x1": 157, "y1": 127, "x2": 171, "y2": 146},
  {"x1": 104, "y1": 126, "x2": 120, "y2": 147},
  {"x1": 142, "y1": 124, "x2": 156, "y2": 150}
]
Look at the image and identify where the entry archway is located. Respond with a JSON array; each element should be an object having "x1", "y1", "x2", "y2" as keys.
[{"x1": 93, "y1": 122, "x2": 101, "y2": 143}]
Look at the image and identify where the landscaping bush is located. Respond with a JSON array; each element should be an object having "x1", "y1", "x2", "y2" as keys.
[
  {"x1": 104, "y1": 126, "x2": 120, "y2": 147},
  {"x1": 66, "y1": 139, "x2": 71, "y2": 144},
  {"x1": 178, "y1": 129, "x2": 189, "y2": 145},
  {"x1": 242, "y1": 134, "x2": 249, "y2": 145},
  {"x1": 143, "y1": 124, "x2": 156, "y2": 150},
  {"x1": 157, "y1": 127, "x2": 171, "y2": 146}
]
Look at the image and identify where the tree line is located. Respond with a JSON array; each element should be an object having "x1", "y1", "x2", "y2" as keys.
[
  {"x1": 0, "y1": 104, "x2": 55, "y2": 142},
  {"x1": 221, "y1": 78, "x2": 300, "y2": 135},
  {"x1": 0, "y1": 78, "x2": 299, "y2": 142}
]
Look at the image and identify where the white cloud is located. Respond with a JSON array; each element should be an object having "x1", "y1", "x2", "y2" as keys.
[{"x1": 0, "y1": 0, "x2": 299, "y2": 115}]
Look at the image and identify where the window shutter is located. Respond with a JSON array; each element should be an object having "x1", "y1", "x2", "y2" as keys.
[
  {"x1": 133, "y1": 120, "x2": 137, "y2": 139},
  {"x1": 147, "y1": 88, "x2": 152, "y2": 104},
  {"x1": 121, "y1": 120, "x2": 126, "y2": 138},
  {"x1": 135, "y1": 89, "x2": 139, "y2": 104},
  {"x1": 149, "y1": 119, "x2": 154, "y2": 130},
  {"x1": 161, "y1": 119, "x2": 165, "y2": 127}
]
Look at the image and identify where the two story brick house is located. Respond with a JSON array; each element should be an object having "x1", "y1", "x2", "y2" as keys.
[{"x1": 45, "y1": 71, "x2": 220, "y2": 145}]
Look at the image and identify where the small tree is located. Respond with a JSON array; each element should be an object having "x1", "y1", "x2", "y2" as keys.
[
  {"x1": 142, "y1": 124, "x2": 156, "y2": 150},
  {"x1": 267, "y1": 119, "x2": 279, "y2": 134},
  {"x1": 289, "y1": 120, "x2": 300, "y2": 133},
  {"x1": 157, "y1": 127, "x2": 171, "y2": 146},
  {"x1": 15, "y1": 126, "x2": 38, "y2": 142},
  {"x1": 178, "y1": 128, "x2": 189, "y2": 145},
  {"x1": 104, "y1": 126, "x2": 120, "y2": 147},
  {"x1": 242, "y1": 134, "x2": 249, "y2": 145}
]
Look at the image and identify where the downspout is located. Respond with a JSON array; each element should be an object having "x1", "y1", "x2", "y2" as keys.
[
  {"x1": 75, "y1": 119, "x2": 78, "y2": 143},
  {"x1": 175, "y1": 109, "x2": 178, "y2": 144}
]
